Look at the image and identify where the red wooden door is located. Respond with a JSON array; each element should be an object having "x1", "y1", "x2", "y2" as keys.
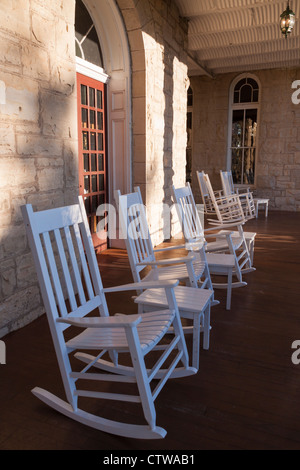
[{"x1": 77, "y1": 73, "x2": 108, "y2": 252}]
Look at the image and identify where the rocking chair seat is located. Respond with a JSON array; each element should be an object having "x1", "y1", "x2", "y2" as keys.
[
  {"x1": 142, "y1": 260, "x2": 206, "y2": 283},
  {"x1": 65, "y1": 310, "x2": 175, "y2": 353}
]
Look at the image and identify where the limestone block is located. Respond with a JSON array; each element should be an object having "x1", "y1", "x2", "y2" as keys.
[
  {"x1": 27, "y1": 190, "x2": 64, "y2": 211},
  {"x1": 49, "y1": 57, "x2": 76, "y2": 96},
  {"x1": 17, "y1": 134, "x2": 62, "y2": 157},
  {"x1": 2, "y1": 224, "x2": 27, "y2": 257},
  {"x1": 55, "y1": 17, "x2": 75, "y2": 61},
  {"x1": 31, "y1": 8, "x2": 55, "y2": 49},
  {"x1": 16, "y1": 252, "x2": 38, "y2": 289},
  {"x1": 0, "y1": 125, "x2": 15, "y2": 155},
  {"x1": 1, "y1": 267, "x2": 16, "y2": 297},
  {"x1": 0, "y1": 286, "x2": 41, "y2": 328},
  {"x1": 0, "y1": 0, "x2": 30, "y2": 40},
  {"x1": 0, "y1": 34, "x2": 21, "y2": 72},
  {"x1": 41, "y1": 91, "x2": 77, "y2": 139},
  {"x1": 0, "y1": 157, "x2": 36, "y2": 189},
  {"x1": 37, "y1": 167, "x2": 64, "y2": 192},
  {"x1": 21, "y1": 43, "x2": 50, "y2": 81},
  {"x1": 0, "y1": 193, "x2": 11, "y2": 227}
]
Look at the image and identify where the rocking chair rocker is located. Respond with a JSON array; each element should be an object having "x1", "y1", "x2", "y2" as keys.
[{"x1": 21, "y1": 197, "x2": 196, "y2": 440}]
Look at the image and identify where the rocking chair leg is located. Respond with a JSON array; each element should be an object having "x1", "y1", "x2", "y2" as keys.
[{"x1": 203, "y1": 304, "x2": 211, "y2": 350}]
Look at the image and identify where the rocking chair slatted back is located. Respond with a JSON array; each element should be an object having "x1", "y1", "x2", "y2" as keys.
[
  {"x1": 220, "y1": 170, "x2": 256, "y2": 220},
  {"x1": 171, "y1": 183, "x2": 204, "y2": 244},
  {"x1": 116, "y1": 188, "x2": 157, "y2": 283},
  {"x1": 22, "y1": 200, "x2": 107, "y2": 325}
]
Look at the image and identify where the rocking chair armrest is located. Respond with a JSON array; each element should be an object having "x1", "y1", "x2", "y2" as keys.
[
  {"x1": 204, "y1": 221, "x2": 245, "y2": 231},
  {"x1": 153, "y1": 244, "x2": 187, "y2": 252},
  {"x1": 103, "y1": 279, "x2": 179, "y2": 293},
  {"x1": 136, "y1": 253, "x2": 195, "y2": 267},
  {"x1": 205, "y1": 231, "x2": 234, "y2": 238},
  {"x1": 56, "y1": 314, "x2": 142, "y2": 329}
]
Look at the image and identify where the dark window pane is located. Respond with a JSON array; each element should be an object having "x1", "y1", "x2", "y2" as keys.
[
  {"x1": 97, "y1": 90, "x2": 103, "y2": 109},
  {"x1": 89, "y1": 87, "x2": 95, "y2": 107},
  {"x1": 99, "y1": 194, "x2": 105, "y2": 206},
  {"x1": 82, "y1": 131, "x2": 89, "y2": 150},
  {"x1": 90, "y1": 110, "x2": 95, "y2": 129},
  {"x1": 244, "y1": 149, "x2": 255, "y2": 185},
  {"x1": 231, "y1": 148, "x2": 243, "y2": 185},
  {"x1": 84, "y1": 197, "x2": 90, "y2": 215},
  {"x1": 91, "y1": 153, "x2": 97, "y2": 171},
  {"x1": 240, "y1": 84, "x2": 252, "y2": 103},
  {"x1": 84, "y1": 175, "x2": 90, "y2": 193},
  {"x1": 91, "y1": 175, "x2": 97, "y2": 192},
  {"x1": 90, "y1": 132, "x2": 96, "y2": 150},
  {"x1": 81, "y1": 85, "x2": 87, "y2": 105},
  {"x1": 234, "y1": 90, "x2": 239, "y2": 103},
  {"x1": 81, "y1": 108, "x2": 88, "y2": 128},
  {"x1": 253, "y1": 89, "x2": 259, "y2": 102},
  {"x1": 98, "y1": 154, "x2": 104, "y2": 171},
  {"x1": 247, "y1": 78, "x2": 259, "y2": 89},
  {"x1": 99, "y1": 174, "x2": 104, "y2": 191},
  {"x1": 187, "y1": 86, "x2": 193, "y2": 107},
  {"x1": 91, "y1": 195, "x2": 98, "y2": 213},
  {"x1": 234, "y1": 78, "x2": 246, "y2": 91},
  {"x1": 232, "y1": 110, "x2": 244, "y2": 147},
  {"x1": 98, "y1": 133, "x2": 103, "y2": 151},
  {"x1": 97, "y1": 111, "x2": 103, "y2": 130},
  {"x1": 83, "y1": 153, "x2": 89, "y2": 172}
]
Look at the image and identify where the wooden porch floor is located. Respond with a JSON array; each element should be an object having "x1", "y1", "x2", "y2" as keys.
[{"x1": 1, "y1": 211, "x2": 300, "y2": 450}]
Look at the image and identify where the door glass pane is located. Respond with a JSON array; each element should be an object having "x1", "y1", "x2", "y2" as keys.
[
  {"x1": 91, "y1": 153, "x2": 97, "y2": 171},
  {"x1": 245, "y1": 109, "x2": 257, "y2": 148},
  {"x1": 84, "y1": 175, "x2": 90, "y2": 193},
  {"x1": 97, "y1": 111, "x2": 103, "y2": 130},
  {"x1": 90, "y1": 110, "x2": 95, "y2": 129},
  {"x1": 84, "y1": 197, "x2": 90, "y2": 215},
  {"x1": 97, "y1": 90, "x2": 103, "y2": 109},
  {"x1": 232, "y1": 110, "x2": 244, "y2": 147},
  {"x1": 99, "y1": 173, "x2": 104, "y2": 191},
  {"x1": 81, "y1": 85, "x2": 87, "y2": 105},
  {"x1": 90, "y1": 132, "x2": 96, "y2": 150},
  {"x1": 91, "y1": 195, "x2": 98, "y2": 213},
  {"x1": 244, "y1": 148, "x2": 255, "y2": 185},
  {"x1": 98, "y1": 133, "x2": 103, "y2": 151},
  {"x1": 91, "y1": 175, "x2": 97, "y2": 192},
  {"x1": 81, "y1": 108, "x2": 88, "y2": 128},
  {"x1": 231, "y1": 148, "x2": 243, "y2": 185},
  {"x1": 83, "y1": 153, "x2": 89, "y2": 172},
  {"x1": 98, "y1": 154, "x2": 104, "y2": 171},
  {"x1": 82, "y1": 131, "x2": 89, "y2": 150},
  {"x1": 89, "y1": 87, "x2": 95, "y2": 107}
]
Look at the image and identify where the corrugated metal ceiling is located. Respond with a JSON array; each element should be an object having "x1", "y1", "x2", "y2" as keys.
[{"x1": 174, "y1": 0, "x2": 300, "y2": 77}]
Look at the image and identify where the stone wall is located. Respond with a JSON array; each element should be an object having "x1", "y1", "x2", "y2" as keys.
[
  {"x1": 190, "y1": 68, "x2": 300, "y2": 211},
  {"x1": 120, "y1": 0, "x2": 189, "y2": 244},
  {"x1": 0, "y1": 0, "x2": 189, "y2": 337},
  {"x1": 0, "y1": 0, "x2": 78, "y2": 337}
]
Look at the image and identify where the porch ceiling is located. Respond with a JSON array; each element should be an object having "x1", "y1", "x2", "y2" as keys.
[{"x1": 174, "y1": 0, "x2": 300, "y2": 78}]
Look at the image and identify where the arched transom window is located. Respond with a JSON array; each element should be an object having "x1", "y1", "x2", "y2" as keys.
[{"x1": 228, "y1": 74, "x2": 260, "y2": 186}]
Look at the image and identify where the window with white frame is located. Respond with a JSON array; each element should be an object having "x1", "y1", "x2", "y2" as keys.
[{"x1": 227, "y1": 74, "x2": 260, "y2": 186}]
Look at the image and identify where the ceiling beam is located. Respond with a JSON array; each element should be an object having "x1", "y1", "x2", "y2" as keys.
[{"x1": 186, "y1": 51, "x2": 215, "y2": 79}]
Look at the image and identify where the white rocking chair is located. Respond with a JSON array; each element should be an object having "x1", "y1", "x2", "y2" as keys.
[
  {"x1": 197, "y1": 171, "x2": 256, "y2": 268},
  {"x1": 115, "y1": 187, "x2": 215, "y2": 369},
  {"x1": 21, "y1": 197, "x2": 197, "y2": 440},
  {"x1": 172, "y1": 183, "x2": 247, "y2": 310},
  {"x1": 220, "y1": 170, "x2": 256, "y2": 220}
]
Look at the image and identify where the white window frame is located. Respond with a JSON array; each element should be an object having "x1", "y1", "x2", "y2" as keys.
[{"x1": 227, "y1": 73, "x2": 261, "y2": 188}]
